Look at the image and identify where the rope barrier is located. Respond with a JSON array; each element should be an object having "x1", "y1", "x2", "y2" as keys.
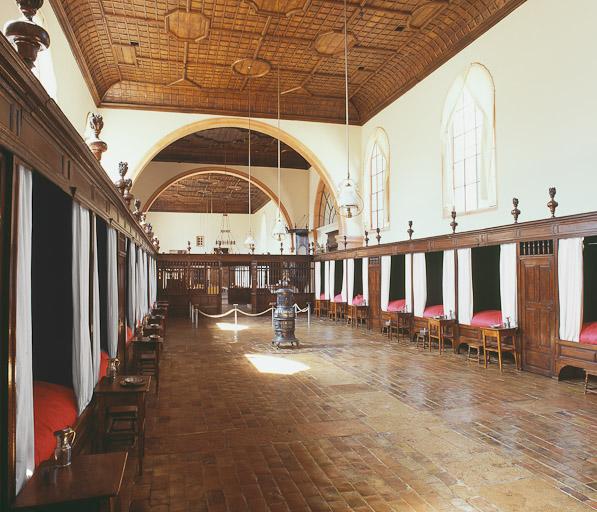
[{"x1": 191, "y1": 302, "x2": 311, "y2": 327}]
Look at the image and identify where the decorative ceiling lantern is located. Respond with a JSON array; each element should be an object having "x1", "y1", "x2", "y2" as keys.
[
  {"x1": 243, "y1": 0, "x2": 311, "y2": 18},
  {"x1": 337, "y1": 0, "x2": 363, "y2": 219},
  {"x1": 216, "y1": 211, "x2": 236, "y2": 250},
  {"x1": 272, "y1": 65, "x2": 288, "y2": 243}
]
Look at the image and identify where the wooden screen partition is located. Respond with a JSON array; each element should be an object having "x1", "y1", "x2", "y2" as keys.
[
  {"x1": 157, "y1": 254, "x2": 314, "y2": 315},
  {"x1": 316, "y1": 211, "x2": 597, "y2": 379},
  {"x1": 0, "y1": 36, "x2": 156, "y2": 508}
]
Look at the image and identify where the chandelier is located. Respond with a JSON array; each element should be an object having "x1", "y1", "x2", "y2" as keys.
[{"x1": 337, "y1": 0, "x2": 363, "y2": 219}]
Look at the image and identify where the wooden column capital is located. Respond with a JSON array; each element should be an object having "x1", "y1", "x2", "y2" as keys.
[{"x1": 4, "y1": 0, "x2": 50, "y2": 69}]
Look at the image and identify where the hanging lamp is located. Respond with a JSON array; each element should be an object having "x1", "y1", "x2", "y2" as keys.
[
  {"x1": 244, "y1": 77, "x2": 256, "y2": 251},
  {"x1": 272, "y1": 65, "x2": 288, "y2": 243},
  {"x1": 337, "y1": 0, "x2": 363, "y2": 219}
]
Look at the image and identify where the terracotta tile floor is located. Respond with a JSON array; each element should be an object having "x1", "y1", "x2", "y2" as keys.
[{"x1": 132, "y1": 317, "x2": 597, "y2": 511}]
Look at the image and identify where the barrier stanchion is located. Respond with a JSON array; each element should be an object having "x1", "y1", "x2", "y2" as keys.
[{"x1": 234, "y1": 304, "x2": 238, "y2": 328}]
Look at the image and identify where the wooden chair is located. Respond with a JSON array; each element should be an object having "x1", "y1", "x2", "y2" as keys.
[
  {"x1": 415, "y1": 328, "x2": 429, "y2": 350},
  {"x1": 355, "y1": 306, "x2": 370, "y2": 330},
  {"x1": 396, "y1": 312, "x2": 413, "y2": 342},
  {"x1": 427, "y1": 318, "x2": 457, "y2": 354},
  {"x1": 346, "y1": 305, "x2": 357, "y2": 327},
  {"x1": 481, "y1": 327, "x2": 519, "y2": 371},
  {"x1": 585, "y1": 369, "x2": 597, "y2": 394},
  {"x1": 466, "y1": 340, "x2": 484, "y2": 364},
  {"x1": 381, "y1": 311, "x2": 395, "y2": 338}
]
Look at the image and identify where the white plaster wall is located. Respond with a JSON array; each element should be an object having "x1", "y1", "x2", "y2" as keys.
[
  {"x1": 133, "y1": 162, "x2": 309, "y2": 227},
  {"x1": 1, "y1": 3, "x2": 96, "y2": 135},
  {"x1": 361, "y1": 0, "x2": 597, "y2": 242},
  {"x1": 148, "y1": 204, "x2": 292, "y2": 255}
]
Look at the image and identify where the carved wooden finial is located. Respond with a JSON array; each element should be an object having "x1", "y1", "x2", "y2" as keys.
[
  {"x1": 511, "y1": 198, "x2": 520, "y2": 224},
  {"x1": 343, "y1": 235, "x2": 347, "y2": 250},
  {"x1": 4, "y1": 0, "x2": 50, "y2": 69},
  {"x1": 280, "y1": 241, "x2": 284, "y2": 255},
  {"x1": 123, "y1": 180, "x2": 133, "y2": 208},
  {"x1": 407, "y1": 220, "x2": 414, "y2": 240},
  {"x1": 450, "y1": 208, "x2": 458, "y2": 234},
  {"x1": 364, "y1": 230, "x2": 369, "y2": 247},
  {"x1": 86, "y1": 114, "x2": 108, "y2": 161},
  {"x1": 309, "y1": 242, "x2": 314, "y2": 255},
  {"x1": 376, "y1": 228, "x2": 381, "y2": 245},
  {"x1": 115, "y1": 162, "x2": 129, "y2": 195},
  {"x1": 547, "y1": 187, "x2": 558, "y2": 218},
  {"x1": 187, "y1": 241, "x2": 191, "y2": 254},
  {"x1": 132, "y1": 199, "x2": 142, "y2": 221}
]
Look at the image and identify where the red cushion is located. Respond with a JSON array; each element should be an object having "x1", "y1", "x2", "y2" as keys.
[
  {"x1": 126, "y1": 326, "x2": 133, "y2": 345},
  {"x1": 470, "y1": 310, "x2": 503, "y2": 327},
  {"x1": 423, "y1": 305, "x2": 444, "y2": 318},
  {"x1": 580, "y1": 323, "x2": 597, "y2": 345},
  {"x1": 334, "y1": 294, "x2": 344, "y2": 303},
  {"x1": 387, "y1": 299, "x2": 406, "y2": 312},
  {"x1": 352, "y1": 294, "x2": 364, "y2": 306},
  {"x1": 100, "y1": 351, "x2": 109, "y2": 379},
  {"x1": 33, "y1": 382, "x2": 77, "y2": 466}
]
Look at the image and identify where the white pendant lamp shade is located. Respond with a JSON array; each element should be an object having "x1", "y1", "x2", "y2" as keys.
[
  {"x1": 244, "y1": 233, "x2": 256, "y2": 248},
  {"x1": 338, "y1": 177, "x2": 363, "y2": 218},
  {"x1": 272, "y1": 215, "x2": 287, "y2": 242}
]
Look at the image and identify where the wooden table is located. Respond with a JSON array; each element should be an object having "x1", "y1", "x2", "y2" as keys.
[
  {"x1": 13, "y1": 452, "x2": 127, "y2": 511},
  {"x1": 427, "y1": 318, "x2": 458, "y2": 354},
  {"x1": 94, "y1": 376, "x2": 151, "y2": 474},
  {"x1": 481, "y1": 326, "x2": 519, "y2": 371}
]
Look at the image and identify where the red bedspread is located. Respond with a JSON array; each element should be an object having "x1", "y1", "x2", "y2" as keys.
[
  {"x1": 423, "y1": 305, "x2": 444, "y2": 318},
  {"x1": 319, "y1": 293, "x2": 325, "y2": 300},
  {"x1": 334, "y1": 294, "x2": 344, "y2": 303},
  {"x1": 351, "y1": 294, "x2": 364, "y2": 306},
  {"x1": 470, "y1": 310, "x2": 502, "y2": 327},
  {"x1": 580, "y1": 322, "x2": 597, "y2": 345},
  {"x1": 387, "y1": 299, "x2": 406, "y2": 312},
  {"x1": 33, "y1": 382, "x2": 77, "y2": 466}
]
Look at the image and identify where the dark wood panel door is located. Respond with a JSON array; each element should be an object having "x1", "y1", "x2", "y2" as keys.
[
  {"x1": 519, "y1": 255, "x2": 556, "y2": 376},
  {"x1": 368, "y1": 257, "x2": 381, "y2": 330}
]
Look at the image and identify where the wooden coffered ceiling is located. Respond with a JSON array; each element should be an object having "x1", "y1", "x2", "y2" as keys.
[
  {"x1": 50, "y1": 0, "x2": 525, "y2": 124},
  {"x1": 149, "y1": 172, "x2": 270, "y2": 213},
  {"x1": 154, "y1": 127, "x2": 311, "y2": 168}
]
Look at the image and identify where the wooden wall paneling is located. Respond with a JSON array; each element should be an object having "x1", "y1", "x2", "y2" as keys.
[
  {"x1": 0, "y1": 37, "x2": 155, "y2": 255},
  {"x1": 0, "y1": 150, "x2": 13, "y2": 510},
  {"x1": 368, "y1": 256, "x2": 381, "y2": 330},
  {"x1": 5, "y1": 155, "x2": 17, "y2": 505},
  {"x1": 117, "y1": 233, "x2": 127, "y2": 368}
]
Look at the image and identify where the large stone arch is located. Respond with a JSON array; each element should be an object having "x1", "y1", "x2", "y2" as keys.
[
  {"x1": 144, "y1": 166, "x2": 293, "y2": 231},
  {"x1": 131, "y1": 117, "x2": 344, "y2": 233}
]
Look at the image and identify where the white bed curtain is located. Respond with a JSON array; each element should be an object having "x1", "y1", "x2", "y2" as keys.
[
  {"x1": 346, "y1": 259, "x2": 355, "y2": 303},
  {"x1": 341, "y1": 260, "x2": 350, "y2": 302},
  {"x1": 91, "y1": 215, "x2": 101, "y2": 385},
  {"x1": 324, "y1": 261, "x2": 330, "y2": 300},
  {"x1": 413, "y1": 253, "x2": 427, "y2": 317},
  {"x1": 106, "y1": 227, "x2": 118, "y2": 358},
  {"x1": 559, "y1": 237, "x2": 584, "y2": 342},
  {"x1": 329, "y1": 260, "x2": 336, "y2": 300},
  {"x1": 362, "y1": 257, "x2": 369, "y2": 305},
  {"x1": 15, "y1": 165, "x2": 34, "y2": 494},
  {"x1": 457, "y1": 248, "x2": 473, "y2": 325},
  {"x1": 405, "y1": 254, "x2": 413, "y2": 313},
  {"x1": 443, "y1": 250, "x2": 456, "y2": 319},
  {"x1": 500, "y1": 243, "x2": 518, "y2": 327},
  {"x1": 380, "y1": 255, "x2": 391, "y2": 311},
  {"x1": 151, "y1": 257, "x2": 157, "y2": 306},
  {"x1": 135, "y1": 246, "x2": 143, "y2": 321},
  {"x1": 72, "y1": 203, "x2": 94, "y2": 414},
  {"x1": 127, "y1": 240, "x2": 137, "y2": 329},
  {"x1": 314, "y1": 262, "x2": 321, "y2": 298}
]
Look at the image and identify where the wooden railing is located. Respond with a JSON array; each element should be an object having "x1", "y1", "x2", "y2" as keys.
[{"x1": 157, "y1": 254, "x2": 314, "y2": 315}]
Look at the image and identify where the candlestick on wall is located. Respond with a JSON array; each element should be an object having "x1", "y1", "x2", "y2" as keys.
[
  {"x1": 547, "y1": 187, "x2": 558, "y2": 218},
  {"x1": 511, "y1": 198, "x2": 521, "y2": 224},
  {"x1": 450, "y1": 209, "x2": 458, "y2": 234}
]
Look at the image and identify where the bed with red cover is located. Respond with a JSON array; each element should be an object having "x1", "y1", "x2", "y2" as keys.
[
  {"x1": 33, "y1": 382, "x2": 78, "y2": 466},
  {"x1": 423, "y1": 305, "x2": 444, "y2": 318},
  {"x1": 580, "y1": 323, "x2": 597, "y2": 345},
  {"x1": 469, "y1": 310, "x2": 503, "y2": 327}
]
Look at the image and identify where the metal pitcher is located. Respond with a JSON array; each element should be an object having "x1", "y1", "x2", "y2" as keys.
[
  {"x1": 53, "y1": 427, "x2": 76, "y2": 467},
  {"x1": 107, "y1": 357, "x2": 120, "y2": 381}
]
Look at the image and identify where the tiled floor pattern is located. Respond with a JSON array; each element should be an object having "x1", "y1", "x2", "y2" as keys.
[{"x1": 132, "y1": 317, "x2": 597, "y2": 511}]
